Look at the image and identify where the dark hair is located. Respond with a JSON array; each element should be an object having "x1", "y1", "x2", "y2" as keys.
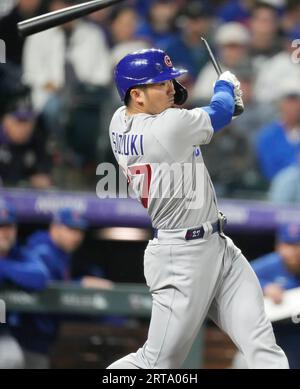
[
  {"x1": 124, "y1": 85, "x2": 148, "y2": 106},
  {"x1": 124, "y1": 89, "x2": 131, "y2": 106}
]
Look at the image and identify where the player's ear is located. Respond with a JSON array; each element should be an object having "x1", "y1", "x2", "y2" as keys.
[{"x1": 130, "y1": 87, "x2": 145, "y2": 105}]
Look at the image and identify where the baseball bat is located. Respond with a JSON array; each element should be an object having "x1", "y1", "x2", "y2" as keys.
[
  {"x1": 201, "y1": 37, "x2": 244, "y2": 116},
  {"x1": 18, "y1": 0, "x2": 125, "y2": 37}
]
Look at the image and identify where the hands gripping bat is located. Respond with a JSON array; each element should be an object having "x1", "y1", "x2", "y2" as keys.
[{"x1": 201, "y1": 37, "x2": 244, "y2": 117}]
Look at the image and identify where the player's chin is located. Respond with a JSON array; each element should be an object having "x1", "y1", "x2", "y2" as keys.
[{"x1": 167, "y1": 100, "x2": 175, "y2": 109}]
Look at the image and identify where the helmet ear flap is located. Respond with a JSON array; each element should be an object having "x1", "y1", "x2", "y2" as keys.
[{"x1": 173, "y1": 80, "x2": 188, "y2": 105}]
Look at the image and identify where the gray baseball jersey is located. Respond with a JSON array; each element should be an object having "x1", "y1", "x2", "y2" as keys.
[
  {"x1": 109, "y1": 106, "x2": 218, "y2": 229},
  {"x1": 108, "y1": 105, "x2": 289, "y2": 369}
]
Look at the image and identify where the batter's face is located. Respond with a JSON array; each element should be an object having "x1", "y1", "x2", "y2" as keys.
[{"x1": 129, "y1": 80, "x2": 175, "y2": 115}]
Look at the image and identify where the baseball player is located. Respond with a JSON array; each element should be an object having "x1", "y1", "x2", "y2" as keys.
[{"x1": 107, "y1": 48, "x2": 289, "y2": 369}]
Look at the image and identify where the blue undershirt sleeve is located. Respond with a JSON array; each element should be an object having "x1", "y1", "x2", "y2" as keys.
[{"x1": 202, "y1": 80, "x2": 235, "y2": 132}]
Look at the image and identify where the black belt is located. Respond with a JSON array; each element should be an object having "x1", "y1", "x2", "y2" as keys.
[{"x1": 153, "y1": 212, "x2": 227, "y2": 241}]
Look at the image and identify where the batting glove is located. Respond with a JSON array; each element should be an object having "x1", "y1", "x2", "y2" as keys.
[
  {"x1": 218, "y1": 71, "x2": 240, "y2": 89},
  {"x1": 219, "y1": 71, "x2": 244, "y2": 117}
]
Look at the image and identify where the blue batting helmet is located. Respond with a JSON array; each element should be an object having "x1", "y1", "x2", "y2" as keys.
[{"x1": 114, "y1": 48, "x2": 188, "y2": 103}]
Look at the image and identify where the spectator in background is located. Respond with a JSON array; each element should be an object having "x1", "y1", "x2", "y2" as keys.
[
  {"x1": 136, "y1": 0, "x2": 179, "y2": 47},
  {"x1": 23, "y1": 0, "x2": 111, "y2": 166},
  {"x1": 109, "y1": 6, "x2": 150, "y2": 69},
  {"x1": 0, "y1": 86, "x2": 53, "y2": 189},
  {"x1": 216, "y1": 0, "x2": 254, "y2": 23},
  {"x1": 281, "y1": 0, "x2": 300, "y2": 33},
  {"x1": 252, "y1": 223, "x2": 300, "y2": 307},
  {"x1": 108, "y1": 6, "x2": 150, "y2": 117},
  {"x1": 131, "y1": 0, "x2": 191, "y2": 19},
  {"x1": 192, "y1": 22, "x2": 251, "y2": 104},
  {"x1": 256, "y1": 85, "x2": 300, "y2": 181},
  {"x1": 23, "y1": 0, "x2": 111, "y2": 111},
  {"x1": 253, "y1": 26, "x2": 300, "y2": 104},
  {"x1": 85, "y1": 3, "x2": 112, "y2": 38},
  {"x1": 248, "y1": 1, "x2": 282, "y2": 70},
  {"x1": 8, "y1": 208, "x2": 113, "y2": 369},
  {"x1": 159, "y1": 1, "x2": 213, "y2": 83},
  {"x1": 200, "y1": 121, "x2": 254, "y2": 197},
  {"x1": 269, "y1": 163, "x2": 300, "y2": 204},
  {"x1": 0, "y1": 0, "x2": 42, "y2": 67},
  {"x1": 233, "y1": 223, "x2": 300, "y2": 369},
  {"x1": 0, "y1": 200, "x2": 50, "y2": 369},
  {"x1": 230, "y1": 64, "x2": 277, "y2": 147},
  {"x1": 129, "y1": 0, "x2": 157, "y2": 18}
]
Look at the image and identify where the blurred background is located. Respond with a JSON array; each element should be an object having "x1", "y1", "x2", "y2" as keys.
[{"x1": 0, "y1": 0, "x2": 300, "y2": 369}]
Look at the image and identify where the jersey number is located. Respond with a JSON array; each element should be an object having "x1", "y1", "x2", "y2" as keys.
[{"x1": 128, "y1": 164, "x2": 152, "y2": 208}]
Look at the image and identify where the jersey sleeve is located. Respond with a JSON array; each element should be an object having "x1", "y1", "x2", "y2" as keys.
[{"x1": 152, "y1": 107, "x2": 213, "y2": 159}]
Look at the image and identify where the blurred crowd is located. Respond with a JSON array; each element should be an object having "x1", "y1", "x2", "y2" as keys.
[
  {"x1": 0, "y1": 200, "x2": 114, "y2": 368},
  {"x1": 0, "y1": 0, "x2": 300, "y2": 201},
  {"x1": 233, "y1": 222, "x2": 300, "y2": 369}
]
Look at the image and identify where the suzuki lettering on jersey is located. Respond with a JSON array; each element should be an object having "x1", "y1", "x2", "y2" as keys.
[{"x1": 112, "y1": 132, "x2": 144, "y2": 156}]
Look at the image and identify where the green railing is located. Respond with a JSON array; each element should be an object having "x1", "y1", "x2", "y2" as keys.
[{"x1": 0, "y1": 283, "x2": 202, "y2": 368}]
